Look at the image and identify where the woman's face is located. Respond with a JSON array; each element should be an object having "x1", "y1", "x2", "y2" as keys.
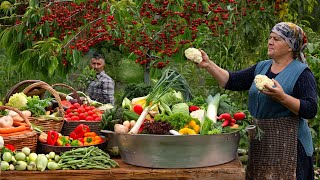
[{"x1": 267, "y1": 32, "x2": 292, "y2": 59}]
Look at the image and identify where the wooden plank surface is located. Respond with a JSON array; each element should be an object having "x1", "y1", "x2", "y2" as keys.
[{"x1": 0, "y1": 158, "x2": 245, "y2": 180}]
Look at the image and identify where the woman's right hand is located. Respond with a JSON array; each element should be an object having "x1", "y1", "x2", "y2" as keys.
[{"x1": 198, "y1": 49, "x2": 212, "y2": 69}]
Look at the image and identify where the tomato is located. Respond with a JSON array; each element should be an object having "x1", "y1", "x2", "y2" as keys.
[
  {"x1": 133, "y1": 104, "x2": 143, "y2": 115},
  {"x1": 73, "y1": 103, "x2": 81, "y2": 109},
  {"x1": 79, "y1": 113, "x2": 86, "y2": 120},
  {"x1": 233, "y1": 112, "x2": 246, "y2": 120},
  {"x1": 87, "y1": 110, "x2": 94, "y2": 116},
  {"x1": 72, "y1": 112, "x2": 79, "y2": 116},
  {"x1": 61, "y1": 100, "x2": 72, "y2": 108},
  {"x1": 94, "y1": 116, "x2": 101, "y2": 121},
  {"x1": 77, "y1": 107, "x2": 85, "y2": 114},
  {"x1": 85, "y1": 116, "x2": 94, "y2": 121},
  {"x1": 92, "y1": 114, "x2": 98, "y2": 119},
  {"x1": 66, "y1": 109, "x2": 72, "y2": 114},
  {"x1": 84, "y1": 106, "x2": 91, "y2": 112},
  {"x1": 71, "y1": 116, "x2": 80, "y2": 121}
]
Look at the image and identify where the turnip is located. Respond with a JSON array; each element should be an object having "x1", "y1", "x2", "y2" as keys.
[
  {"x1": 28, "y1": 153, "x2": 38, "y2": 162},
  {"x1": 15, "y1": 161, "x2": 27, "y2": 171},
  {"x1": 22, "y1": 147, "x2": 31, "y2": 156},
  {"x1": 15, "y1": 152, "x2": 26, "y2": 161},
  {"x1": 2, "y1": 152, "x2": 12, "y2": 162},
  {"x1": 1, "y1": 161, "x2": 9, "y2": 171}
]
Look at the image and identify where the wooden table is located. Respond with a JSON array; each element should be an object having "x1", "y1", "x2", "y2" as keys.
[{"x1": 1, "y1": 158, "x2": 245, "y2": 180}]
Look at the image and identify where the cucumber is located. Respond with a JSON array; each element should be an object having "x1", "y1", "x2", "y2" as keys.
[{"x1": 123, "y1": 110, "x2": 139, "y2": 120}]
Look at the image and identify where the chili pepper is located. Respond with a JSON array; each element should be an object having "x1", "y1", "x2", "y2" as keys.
[
  {"x1": 47, "y1": 131, "x2": 59, "y2": 145},
  {"x1": 217, "y1": 113, "x2": 232, "y2": 121},
  {"x1": 73, "y1": 124, "x2": 90, "y2": 138},
  {"x1": 5, "y1": 144, "x2": 15, "y2": 152},
  {"x1": 189, "y1": 105, "x2": 200, "y2": 112},
  {"x1": 84, "y1": 132, "x2": 97, "y2": 137}
]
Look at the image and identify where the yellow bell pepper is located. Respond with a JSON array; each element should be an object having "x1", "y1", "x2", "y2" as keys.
[
  {"x1": 183, "y1": 120, "x2": 200, "y2": 134},
  {"x1": 179, "y1": 128, "x2": 197, "y2": 135}
]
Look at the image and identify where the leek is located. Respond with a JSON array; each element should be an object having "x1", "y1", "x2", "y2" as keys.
[
  {"x1": 206, "y1": 93, "x2": 220, "y2": 123},
  {"x1": 129, "y1": 69, "x2": 185, "y2": 134}
]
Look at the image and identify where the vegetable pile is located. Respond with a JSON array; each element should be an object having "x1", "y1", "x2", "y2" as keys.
[
  {"x1": 39, "y1": 124, "x2": 105, "y2": 147},
  {"x1": 102, "y1": 69, "x2": 250, "y2": 136}
]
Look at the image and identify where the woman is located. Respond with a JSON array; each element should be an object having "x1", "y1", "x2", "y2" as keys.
[{"x1": 197, "y1": 22, "x2": 317, "y2": 179}]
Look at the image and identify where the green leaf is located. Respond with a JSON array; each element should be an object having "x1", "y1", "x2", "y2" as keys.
[
  {"x1": 48, "y1": 56, "x2": 58, "y2": 75},
  {"x1": 72, "y1": 50, "x2": 81, "y2": 65}
]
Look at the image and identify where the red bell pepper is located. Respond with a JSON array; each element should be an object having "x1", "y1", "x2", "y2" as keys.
[
  {"x1": 47, "y1": 131, "x2": 59, "y2": 145},
  {"x1": 5, "y1": 144, "x2": 16, "y2": 152},
  {"x1": 189, "y1": 105, "x2": 200, "y2": 112},
  {"x1": 70, "y1": 132, "x2": 78, "y2": 140},
  {"x1": 73, "y1": 124, "x2": 90, "y2": 138}
]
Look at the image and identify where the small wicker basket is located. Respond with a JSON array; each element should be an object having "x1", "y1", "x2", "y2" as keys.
[
  {"x1": 0, "y1": 106, "x2": 37, "y2": 151},
  {"x1": 21, "y1": 82, "x2": 65, "y2": 133}
]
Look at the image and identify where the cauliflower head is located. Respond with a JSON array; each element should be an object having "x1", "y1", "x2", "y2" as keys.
[
  {"x1": 254, "y1": 74, "x2": 274, "y2": 91},
  {"x1": 6, "y1": 92, "x2": 28, "y2": 110},
  {"x1": 184, "y1": 48, "x2": 202, "y2": 63}
]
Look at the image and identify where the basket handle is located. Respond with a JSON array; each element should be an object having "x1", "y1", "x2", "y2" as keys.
[
  {"x1": 22, "y1": 82, "x2": 65, "y2": 116},
  {"x1": 51, "y1": 83, "x2": 81, "y2": 104},
  {"x1": 0, "y1": 105, "x2": 32, "y2": 128},
  {"x1": 4, "y1": 80, "x2": 48, "y2": 104}
]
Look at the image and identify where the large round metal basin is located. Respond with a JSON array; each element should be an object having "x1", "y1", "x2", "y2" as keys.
[{"x1": 105, "y1": 131, "x2": 240, "y2": 168}]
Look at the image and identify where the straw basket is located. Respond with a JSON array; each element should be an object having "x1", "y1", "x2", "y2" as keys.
[
  {"x1": 0, "y1": 106, "x2": 37, "y2": 151},
  {"x1": 22, "y1": 82, "x2": 65, "y2": 133}
]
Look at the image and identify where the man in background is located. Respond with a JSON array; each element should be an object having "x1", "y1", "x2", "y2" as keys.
[{"x1": 87, "y1": 53, "x2": 114, "y2": 105}]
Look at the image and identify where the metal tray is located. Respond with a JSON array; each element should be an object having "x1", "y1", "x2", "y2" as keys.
[{"x1": 101, "y1": 131, "x2": 240, "y2": 168}]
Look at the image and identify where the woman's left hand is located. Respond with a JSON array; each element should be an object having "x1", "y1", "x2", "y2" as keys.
[{"x1": 261, "y1": 79, "x2": 286, "y2": 102}]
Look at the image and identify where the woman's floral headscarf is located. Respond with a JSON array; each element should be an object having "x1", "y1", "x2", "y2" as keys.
[{"x1": 271, "y1": 22, "x2": 308, "y2": 63}]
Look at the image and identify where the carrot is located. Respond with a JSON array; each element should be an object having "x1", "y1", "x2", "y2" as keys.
[
  {"x1": 0, "y1": 130, "x2": 30, "y2": 137},
  {"x1": 0, "y1": 125, "x2": 28, "y2": 134},
  {"x1": 13, "y1": 121, "x2": 28, "y2": 127}
]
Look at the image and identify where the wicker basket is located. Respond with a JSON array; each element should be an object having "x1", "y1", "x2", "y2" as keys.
[
  {"x1": 51, "y1": 83, "x2": 81, "y2": 104},
  {"x1": 61, "y1": 120, "x2": 102, "y2": 136},
  {"x1": 4, "y1": 80, "x2": 48, "y2": 104},
  {"x1": 22, "y1": 82, "x2": 65, "y2": 133},
  {"x1": 0, "y1": 106, "x2": 37, "y2": 151}
]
